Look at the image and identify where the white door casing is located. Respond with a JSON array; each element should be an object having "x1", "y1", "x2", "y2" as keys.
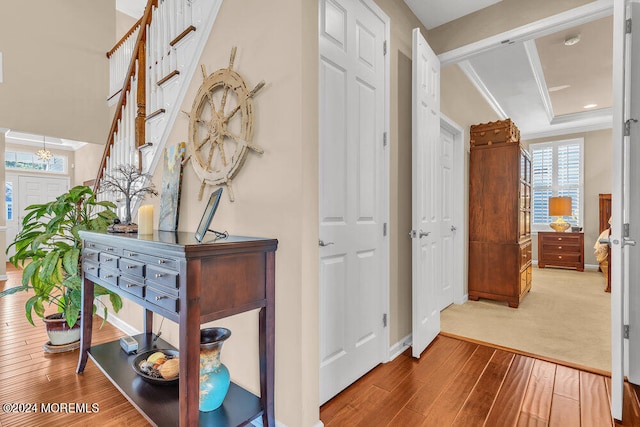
[
  {"x1": 6, "y1": 174, "x2": 70, "y2": 257},
  {"x1": 318, "y1": 0, "x2": 389, "y2": 404},
  {"x1": 411, "y1": 28, "x2": 441, "y2": 358}
]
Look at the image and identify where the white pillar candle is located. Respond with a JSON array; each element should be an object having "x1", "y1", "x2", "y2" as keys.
[{"x1": 138, "y1": 205, "x2": 154, "y2": 235}]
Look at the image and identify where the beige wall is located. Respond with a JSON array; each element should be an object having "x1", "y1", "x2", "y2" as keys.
[
  {"x1": 426, "y1": 0, "x2": 593, "y2": 54},
  {"x1": 0, "y1": 0, "x2": 115, "y2": 144},
  {"x1": 103, "y1": 1, "x2": 320, "y2": 425},
  {"x1": 524, "y1": 129, "x2": 612, "y2": 266},
  {"x1": 74, "y1": 143, "x2": 105, "y2": 186}
]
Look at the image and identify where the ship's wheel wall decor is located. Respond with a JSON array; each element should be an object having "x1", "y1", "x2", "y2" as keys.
[{"x1": 185, "y1": 47, "x2": 265, "y2": 201}]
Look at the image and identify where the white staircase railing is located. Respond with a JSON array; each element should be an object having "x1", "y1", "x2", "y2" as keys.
[
  {"x1": 107, "y1": 21, "x2": 141, "y2": 102},
  {"x1": 96, "y1": 0, "x2": 223, "y2": 221}
]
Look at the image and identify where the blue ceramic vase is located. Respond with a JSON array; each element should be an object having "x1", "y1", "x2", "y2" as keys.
[{"x1": 199, "y1": 327, "x2": 231, "y2": 412}]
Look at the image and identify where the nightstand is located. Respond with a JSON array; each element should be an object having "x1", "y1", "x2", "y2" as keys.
[{"x1": 538, "y1": 231, "x2": 584, "y2": 271}]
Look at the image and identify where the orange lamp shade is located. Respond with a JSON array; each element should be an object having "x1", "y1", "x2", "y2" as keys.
[{"x1": 549, "y1": 196, "x2": 572, "y2": 216}]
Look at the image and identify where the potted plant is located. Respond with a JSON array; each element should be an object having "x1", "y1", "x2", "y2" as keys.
[{"x1": 1, "y1": 185, "x2": 123, "y2": 346}]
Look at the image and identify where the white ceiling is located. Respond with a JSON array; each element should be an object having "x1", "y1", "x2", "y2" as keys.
[
  {"x1": 404, "y1": 0, "x2": 503, "y2": 30},
  {"x1": 457, "y1": 15, "x2": 613, "y2": 139},
  {"x1": 2, "y1": 129, "x2": 87, "y2": 151},
  {"x1": 402, "y1": 1, "x2": 614, "y2": 138}
]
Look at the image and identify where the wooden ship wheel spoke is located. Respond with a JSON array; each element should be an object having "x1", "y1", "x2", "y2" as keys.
[{"x1": 185, "y1": 47, "x2": 265, "y2": 201}]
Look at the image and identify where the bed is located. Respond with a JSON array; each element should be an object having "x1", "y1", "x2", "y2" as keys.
[{"x1": 594, "y1": 193, "x2": 611, "y2": 292}]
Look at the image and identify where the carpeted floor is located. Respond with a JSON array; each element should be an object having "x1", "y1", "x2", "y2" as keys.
[{"x1": 441, "y1": 266, "x2": 611, "y2": 372}]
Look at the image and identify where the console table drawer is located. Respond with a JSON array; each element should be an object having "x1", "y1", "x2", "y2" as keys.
[
  {"x1": 146, "y1": 286, "x2": 179, "y2": 313},
  {"x1": 119, "y1": 258, "x2": 145, "y2": 277},
  {"x1": 542, "y1": 253, "x2": 581, "y2": 264},
  {"x1": 83, "y1": 260, "x2": 99, "y2": 275},
  {"x1": 146, "y1": 265, "x2": 179, "y2": 289},
  {"x1": 121, "y1": 250, "x2": 178, "y2": 271},
  {"x1": 83, "y1": 248, "x2": 100, "y2": 262},
  {"x1": 86, "y1": 241, "x2": 119, "y2": 255},
  {"x1": 118, "y1": 275, "x2": 145, "y2": 298},
  {"x1": 98, "y1": 267, "x2": 118, "y2": 287},
  {"x1": 99, "y1": 252, "x2": 119, "y2": 269}
]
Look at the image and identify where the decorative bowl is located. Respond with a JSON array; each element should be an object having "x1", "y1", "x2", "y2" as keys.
[{"x1": 131, "y1": 349, "x2": 179, "y2": 386}]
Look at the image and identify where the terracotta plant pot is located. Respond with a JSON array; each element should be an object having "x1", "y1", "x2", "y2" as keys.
[{"x1": 43, "y1": 313, "x2": 80, "y2": 346}]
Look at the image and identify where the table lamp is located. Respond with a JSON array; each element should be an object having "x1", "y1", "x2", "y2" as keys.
[{"x1": 549, "y1": 196, "x2": 572, "y2": 232}]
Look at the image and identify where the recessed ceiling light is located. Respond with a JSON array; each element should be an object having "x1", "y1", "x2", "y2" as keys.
[
  {"x1": 564, "y1": 34, "x2": 581, "y2": 46},
  {"x1": 584, "y1": 103, "x2": 598, "y2": 109},
  {"x1": 548, "y1": 85, "x2": 571, "y2": 92}
]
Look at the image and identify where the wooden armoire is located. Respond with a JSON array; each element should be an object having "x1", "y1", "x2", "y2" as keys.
[{"x1": 468, "y1": 119, "x2": 532, "y2": 308}]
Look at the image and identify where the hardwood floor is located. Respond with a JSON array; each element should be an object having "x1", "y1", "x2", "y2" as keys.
[
  {"x1": 0, "y1": 264, "x2": 148, "y2": 426},
  {"x1": 3, "y1": 263, "x2": 640, "y2": 426},
  {"x1": 321, "y1": 335, "x2": 640, "y2": 427}
]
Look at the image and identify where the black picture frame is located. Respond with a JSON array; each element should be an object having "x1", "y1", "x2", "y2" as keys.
[{"x1": 194, "y1": 188, "x2": 224, "y2": 242}]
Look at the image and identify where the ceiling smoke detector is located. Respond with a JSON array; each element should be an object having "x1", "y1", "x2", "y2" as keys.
[{"x1": 564, "y1": 34, "x2": 581, "y2": 46}]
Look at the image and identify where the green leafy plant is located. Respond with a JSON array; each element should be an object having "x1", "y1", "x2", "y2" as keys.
[{"x1": 2, "y1": 185, "x2": 123, "y2": 327}]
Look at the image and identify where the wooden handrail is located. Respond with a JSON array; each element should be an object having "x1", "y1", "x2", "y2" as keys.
[
  {"x1": 106, "y1": 17, "x2": 143, "y2": 59},
  {"x1": 94, "y1": 0, "x2": 157, "y2": 192}
]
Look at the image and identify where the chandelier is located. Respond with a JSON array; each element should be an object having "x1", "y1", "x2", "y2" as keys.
[{"x1": 36, "y1": 136, "x2": 52, "y2": 161}]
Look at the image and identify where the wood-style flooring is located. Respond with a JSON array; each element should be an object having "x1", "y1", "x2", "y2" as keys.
[
  {"x1": 3, "y1": 263, "x2": 640, "y2": 426},
  {"x1": 0, "y1": 264, "x2": 147, "y2": 426},
  {"x1": 321, "y1": 335, "x2": 640, "y2": 427}
]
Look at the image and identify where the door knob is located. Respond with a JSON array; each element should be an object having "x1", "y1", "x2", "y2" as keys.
[
  {"x1": 451, "y1": 226, "x2": 457, "y2": 232},
  {"x1": 419, "y1": 230, "x2": 430, "y2": 238},
  {"x1": 319, "y1": 240, "x2": 334, "y2": 247},
  {"x1": 624, "y1": 237, "x2": 637, "y2": 247}
]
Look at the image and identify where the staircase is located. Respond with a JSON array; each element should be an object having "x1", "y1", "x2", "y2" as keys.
[{"x1": 96, "y1": 0, "x2": 222, "y2": 220}]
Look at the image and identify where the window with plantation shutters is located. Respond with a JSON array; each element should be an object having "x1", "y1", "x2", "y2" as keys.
[{"x1": 530, "y1": 138, "x2": 584, "y2": 232}]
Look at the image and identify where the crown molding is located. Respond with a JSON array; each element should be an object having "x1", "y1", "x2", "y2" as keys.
[
  {"x1": 457, "y1": 60, "x2": 507, "y2": 119},
  {"x1": 524, "y1": 40, "x2": 555, "y2": 122}
]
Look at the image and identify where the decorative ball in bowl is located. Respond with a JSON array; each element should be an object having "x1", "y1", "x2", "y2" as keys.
[{"x1": 132, "y1": 349, "x2": 179, "y2": 385}]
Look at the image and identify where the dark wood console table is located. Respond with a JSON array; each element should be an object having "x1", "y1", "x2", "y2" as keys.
[{"x1": 76, "y1": 230, "x2": 277, "y2": 426}]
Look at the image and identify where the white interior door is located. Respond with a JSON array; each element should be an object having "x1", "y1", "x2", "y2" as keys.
[
  {"x1": 411, "y1": 28, "x2": 441, "y2": 358},
  {"x1": 624, "y1": 0, "x2": 640, "y2": 388},
  {"x1": 318, "y1": 0, "x2": 388, "y2": 404},
  {"x1": 438, "y1": 126, "x2": 455, "y2": 311},
  {"x1": 6, "y1": 174, "x2": 69, "y2": 257},
  {"x1": 611, "y1": 0, "x2": 637, "y2": 419}
]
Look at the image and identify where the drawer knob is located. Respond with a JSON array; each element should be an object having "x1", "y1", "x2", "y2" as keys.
[
  {"x1": 158, "y1": 260, "x2": 166, "y2": 264},
  {"x1": 128, "y1": 252, "x2": 137, "y2": 257},
  {"x1": 155, "y1": 295, "x2": 168, "y2": 301},
  {"x1": 557, "y1": 238, "x2": 563, "y2": 241},
  {"x1": 126, "y1": 284, "x2": 140, "y2": 288},
  {"x1": 558, "y1": 256, "x2": 562, "y2": 259},
  {"x1": 105, "y1": 274, "x2": 113, "y2": 278},
  {"x1": 107, "y1": 248, "x2": 114, "y2": 251},
  {"x1": 126, "y1": 265, "x2": 136, "y2": 269},
  {"x1": 155, "y1": 273, "x2": 164, "y2": 278},
  {"x1": 558, "y1": 246, "x2": 562, "y2": 249},
  {"x1": 104, "y1": 257, "x2": 113, "y2": 262},
  {"x1": 88, "y1": 267, "x2": 95, "y2": 271}
]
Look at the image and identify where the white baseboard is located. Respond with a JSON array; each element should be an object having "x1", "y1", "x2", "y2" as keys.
[
  {"x1": 0, "y1": 275, "x2": 8, "y2": 281},
  {"x1": 454, "y1": 294, "x2": 468, "y2": 305},
  {"x1": 584, "y1": 263, "x2": 600, "y2": 270},
  {"x1": 389, "y1": 333, "x2": 412, "y2": 361},
  {"x1": 95, "y1": 311, "x2": 141, "y2": 336}
]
